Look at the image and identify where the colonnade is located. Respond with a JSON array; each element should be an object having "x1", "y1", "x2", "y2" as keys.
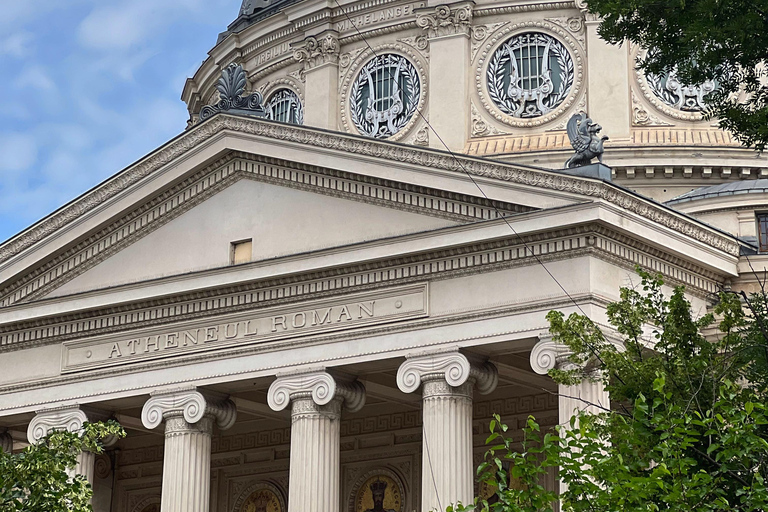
[{"x1": 23, "y1": 341, "x2": 602, "y2": 512}]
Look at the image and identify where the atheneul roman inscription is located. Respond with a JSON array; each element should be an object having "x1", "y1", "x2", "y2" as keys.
[{"x1": 61, "y1": 284, "x2": 428, "y2": 372}]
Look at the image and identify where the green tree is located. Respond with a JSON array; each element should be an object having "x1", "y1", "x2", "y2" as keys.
[
  {"x1": 0, "y1": 421, "x2": 125, "y2": 512},
  {"x1": 582, "y1": 0, "x2": 768, "y2": 151},
  {"x1": 451, "y1": 269, "x2": 768, "y2": 512}
]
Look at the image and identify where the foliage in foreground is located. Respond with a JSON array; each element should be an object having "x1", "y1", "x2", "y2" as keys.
[
  {"x1": 583, "y1": 0, "x2": 768, "y2": 151},
  {"x1": 450, "y1": 269, "x2": 768, "y2": 512},
  {"x1": 0, "y1": 421, "x2": 125, "y2": 512}
]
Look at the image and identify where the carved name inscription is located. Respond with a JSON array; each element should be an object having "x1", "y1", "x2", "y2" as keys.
[
  {"x1": 253, "y1": 42, "x2": 292, "y2": 67},
  {"x1": 61, "y1": 284, "x2": 428, "y2": 372},
  {"x1": 334, "y1": 3, "x2": 425, "y2": 33}
]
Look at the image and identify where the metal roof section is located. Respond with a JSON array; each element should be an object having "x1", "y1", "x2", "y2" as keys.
[{"x1": 667, "y1": 179, "x2": 768, "y2": 205}]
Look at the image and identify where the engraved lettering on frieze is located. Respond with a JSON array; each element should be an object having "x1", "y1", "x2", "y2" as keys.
[
  {"x1": 254, "y1": 42, "x2": 292, "y2": 68},
  {"x1": 62, "y1": 285, "x2": 427, "y2": 372},
  {"x1": 334, "y1": 3, "x2": 425, "y2": 33}
]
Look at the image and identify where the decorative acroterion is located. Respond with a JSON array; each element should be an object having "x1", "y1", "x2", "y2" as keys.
[
  {"x1": 350, "y1": 54, "x2": 420, "y2": 139},
  {"x1": 198, "y1": 63, "x2": 267, "y2": 122},
  {"x1": 565, "y1": 112, "x2": 608, "y2": 168},
  {"x1": 487, "y1": 32, "x2": 574, "y2": 118}
]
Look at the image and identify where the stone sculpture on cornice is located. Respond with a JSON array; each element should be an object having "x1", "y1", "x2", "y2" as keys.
[
  {"x1": 564, "y1": 112, "x2": 608, "y2": 168},
  {"x1": 198, "y1": 63, "x2": 267, "y2": 122}
]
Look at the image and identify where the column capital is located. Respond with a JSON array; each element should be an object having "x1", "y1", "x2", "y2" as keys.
[
  {"x1": 267, "y1": 370, "x2": 365, "y2": 412},
  {"x1": 292, "y1": 31, "x2": 340, "y2": 71},
  {"x1": 27, "y1": 405, "x2": 88, "y2": 444},
  {"x1": 530, "y1": 332, "x2": 625, "y2": 375},
  {"x1": 141, "y1": 388, "x2": 237, "y2": 431},
  {"x1": 396, "y1": 349, "x2": 498, "y2": 395},
  {"x1": 415, "y1": 1, "x2": 474, "y2": 39},
  {"x1": 1, "y1": 429, "x2": 13, "y2": 454}
]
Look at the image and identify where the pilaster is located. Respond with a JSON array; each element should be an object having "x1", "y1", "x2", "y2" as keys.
[
  {"x1": 397, "y1": 349, "x2": 497, "y2": 511},
  {"x1": 141, "y1": 388, "x2": 237, "y2": 512},
  {"x1": 575, "y1": 1, "x2": 631, "y2": 141},
  {"x1": 415, "y1": 2, "x2": 474, "y2": 151},
  {"x1": 293, "y1": 31, "x2": 340, "y2": 130},
  {"x1": 268, "y1": 370, "x2": 365, "y2": 512}
]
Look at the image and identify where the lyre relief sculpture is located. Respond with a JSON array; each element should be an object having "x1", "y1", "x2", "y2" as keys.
[
  {"x1": 198, "y1": 63, "x2": 267, "y2": 122},
  {"x1": 564, "y1": 112, "x2": 608, "y2": 168}
]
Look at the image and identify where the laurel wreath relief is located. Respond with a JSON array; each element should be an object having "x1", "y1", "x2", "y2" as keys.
[
  {"x1": 350, "y1": 54, "x2": 421, "y2": 139},
  {"x1": 486, "y1": 33, "x2": 574, "y2": 118}
]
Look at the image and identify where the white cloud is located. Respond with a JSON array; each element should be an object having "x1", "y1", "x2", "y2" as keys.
[
  {"x1": 0, "y1": 32, "x2": 33, "y2": 58},
  {"x1": 0, "y1": 133, "x2": 38, "y2": 174},
  {"x1": 14, "y1": 65, "x2": 56, "y2": 91}
]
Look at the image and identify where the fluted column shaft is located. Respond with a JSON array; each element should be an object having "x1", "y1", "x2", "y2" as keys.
[
  {"x1": 268, "y1": 371, "x2": 366, "y2": 512},
  {"x1": 558, "y1": 379, "x2": 609, "y2": 426},
  {"x1": 397, "y1": 350, "x2": 498, "y2": 512},
  {"x1": 422, "y1": 378, "x2": 474, "y2": 511},
  {"x1": 288, "y1": 396, "x2": 342, "y2": 512},
  {"x1": 161, "y1": 415, "x2": 213, "y2": 512},
  {"x1": 141, "y1": 389, "x2": 237, "y2": 512}
]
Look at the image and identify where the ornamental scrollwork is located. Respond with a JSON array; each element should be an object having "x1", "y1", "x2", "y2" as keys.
[
  {"x1": 486, "y1": 32, "x2": 574, "y2": 118},
  {"x1": 476, "y1": 22, "x2": 584, "y2": 128},
  {"x1": 293, "y1": 33, "x2": 340, "y2": 70},
  {"x1": 415, "y1": 2, "x2": 473, "y2": 38},
  {"x1": 265, "y1": 88, "x2": 304, "y2": 125},
  {"x1": 347, "y1": 52, "x2": 422, "y2": 139}
]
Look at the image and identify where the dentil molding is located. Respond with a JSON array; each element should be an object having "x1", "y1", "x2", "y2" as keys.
[
  {"x1": 396, "y1": 348, "x2": 498, "y2": 394},
  {"x1": 267, "y1": 370, "x2": 366, "y2": 412},
  {"x1": 141, "y1": 388, "x2": 237, "y2": 430}
]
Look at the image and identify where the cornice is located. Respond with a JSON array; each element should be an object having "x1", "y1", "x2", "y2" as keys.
[
  {"x1": 0, "y1": 222, "x2": 725, "y2": 353},
  {"x1": 0, "y1": 153, "x2": 529, "y2": 308},
  {"x1": 0, "y1": 115, "x2": 740, "y2": 271}
]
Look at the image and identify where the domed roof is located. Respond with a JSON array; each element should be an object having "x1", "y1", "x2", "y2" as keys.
[
  {"x1": 219, "y1": 0, "x2": 299, "y2": 41},
  {"x1": 666, "y1": 179, "x2": 768, "y2": 205}
]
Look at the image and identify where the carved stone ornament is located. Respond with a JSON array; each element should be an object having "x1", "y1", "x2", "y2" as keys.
[
  {"x1": 267, "y1": 371, "x2": 366, "y2": 412},
  {"x1": 28, "y1": 406, "x2": 88, "y2": 444},
  {"x1": 415, "y1": 2, "x2": 473, "y2": 39},
  {"x1": 141, "y1": 388, "x2": 237, "y2": 430},
  {"x1": 564, "y1": 112, "x2": 608, "y2": 168},
  {"x1": 265, "y1": 88, "x2": 304, "y2": 125},
  {"x1": 293, "y1": 33, "x2": 340, "y2": 70},
  {"x1": 232, "y1": 481, "x2": 286, "y2": 512},
  {"x1": 349, "y1": 53, "x2": 421, "y2": 139},
  {"x1": 476, "y1": 22, "x2": 583, "y2": 128},
  {"x1": 0, "y1": 429, "x2": 13, "y2": 454},
  {"x1": 341, "y1": 43, "x2": 427, "y2": 142},
  {"x1": 487, "y1": 31, "x2": 574, "y2": 119},
  {"x1": 396, "y1": 349, "x2": 498, "y2": 394},
  {"x1": 198, "y1": 64, "x2": 267, "y2": 122},
  {"x1": 531, "y1": 333, "x2": 625, "y2": 374}
]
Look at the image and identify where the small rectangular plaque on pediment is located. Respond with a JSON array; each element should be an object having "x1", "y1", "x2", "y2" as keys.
[{"x1": 61, "y1": 283, "x2": 428, "y2": 373}]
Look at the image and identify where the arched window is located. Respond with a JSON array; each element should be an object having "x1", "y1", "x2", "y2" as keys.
[{"x1": 266, "y1": 89, "x2": 303, "y2": 125}]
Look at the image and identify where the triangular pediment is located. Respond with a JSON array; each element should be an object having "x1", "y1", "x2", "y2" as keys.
[{"x1": 44, "y1": 177, "x2": 461, "y2": 298}]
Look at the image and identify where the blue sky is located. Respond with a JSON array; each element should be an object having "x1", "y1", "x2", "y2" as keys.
[{"x1": 0, "y1": 0, "x2": 240, "y2": 242}]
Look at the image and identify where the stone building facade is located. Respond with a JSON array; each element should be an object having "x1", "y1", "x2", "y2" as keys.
[{"x1": 0, "y1": 1, "x2": 764, "y2": 512}]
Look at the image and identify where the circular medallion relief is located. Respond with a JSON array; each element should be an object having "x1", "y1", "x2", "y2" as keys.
[
  {"x1": 349, "y1": 53, "x2": 421, "y2": 139},
  {"x1": 354, "y1": 475, "x2": 403, "y2": 512},
  {"x1": 646, "y1": 68, "x2": 717, "y2": 112},
  {"x1": 486, "y1": 32, "x2": 574, "y2": 119},
  {"x1": 266, "y1": 88, "x2": 304, "y2": 125},
  {"x1": 241, "y1": 488, "x2": 283, "y2": 512}
]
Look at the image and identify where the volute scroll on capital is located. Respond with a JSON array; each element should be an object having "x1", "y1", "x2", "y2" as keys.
[
  {"x1": 293, "y1": 32, "x2": 340, "y2": 70},
  {"x1": 27, "y1": 406, "x2": 89, "y2": 444},
  {"x1": 141, "y1": 389, "x2": 237, "y2": 430},
  {"x1": 267, "y1": 371, "x2": 366, "y2": 412},
  {"x1": 415, "y1": 2, "x2": 474, "y2": 39},
  {"x1": 396, "y1": 349, "x2": 498, "y2": 394},
  {"x1": 530, "y1": 332, "x2": 626, "y2": 375}
]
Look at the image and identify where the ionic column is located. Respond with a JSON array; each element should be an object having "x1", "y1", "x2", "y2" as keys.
[
  {"x1": 141, "y1": 389, "x2": 236, "y2": 512},
  {"x1": 27, "y1": 407, "x2": 98, "y2": 483},
  {"x1": 268, "y1": 371, "x2": 365, "y2": 512},
  {"x1": 530, "y1": 335, "x2": 610, "y2": 424},
  {"x1": 397, "y1": 349, "x2": 497, "y2": 512}
]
